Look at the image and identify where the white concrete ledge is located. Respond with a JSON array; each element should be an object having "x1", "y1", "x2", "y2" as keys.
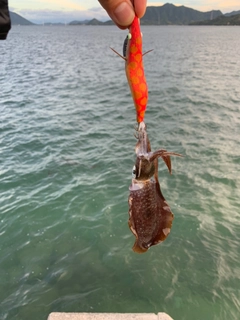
[{"x1": 48, "y1": 313, "x2": 173, "y2": 320}]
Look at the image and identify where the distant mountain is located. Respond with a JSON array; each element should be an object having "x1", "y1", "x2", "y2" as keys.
[
  {"x1": 190, "y1": 13, "x2": 240, "y2": 25},
  {"x1": 69, "y1": 19, "x2": 97, "y2": 25},
  {"x1": 103, "y1": 20, "x2": 114, "y2": 25},
  {"x1": 69, "y1": 19, "x2": 113, "y2": 25},
  {"x1": 44, "y1": 22, "x2": 66, "y2": 26},
  {"x1": 69, "y1": 20, "x2": 90, "y2": 25},
  {"x1": 87, "y1": 18, "x2": 103, "y2": 25},
  {"x1": 141, "y1": 3, "x2": 222, "y2": 25},
  {"x1": 225, "y1": 10, "x2": 240, "y2": 17},
  {"x1": 10, "y1": 11, "x2": 34, "y2": 25}
]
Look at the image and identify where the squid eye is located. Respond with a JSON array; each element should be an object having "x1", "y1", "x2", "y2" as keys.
[
  {"x1": 128, "y1": 33, "x2": 132, "y2": 40},
  {"x1": 132, "y1": 165, "x2": 137, "y2": 178}
]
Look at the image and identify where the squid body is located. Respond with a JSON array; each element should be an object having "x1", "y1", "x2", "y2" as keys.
[{"x1": 128, "y1": 122, "x2": 181, "y2": 253}]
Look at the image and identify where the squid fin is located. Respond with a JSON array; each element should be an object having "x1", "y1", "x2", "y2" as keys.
[{"x1": 132, "y1": 241, "x2": 148, "y2": 254}]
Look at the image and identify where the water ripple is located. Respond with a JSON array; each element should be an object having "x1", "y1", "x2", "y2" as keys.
[{"x1": 0, "y1": 25, "x2": 240, "y2": 320}]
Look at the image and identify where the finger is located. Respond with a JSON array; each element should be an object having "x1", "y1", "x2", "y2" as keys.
[
  {"x1": 99, "y1": 0, "x2": 135, "y2": 29},
  {"x1": 133, "y1": 0, "x2": 147, "y2": 18}
]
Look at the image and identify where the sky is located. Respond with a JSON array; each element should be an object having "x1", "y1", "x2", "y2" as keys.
[{"x1": 9, "y1": 1, "x2": 240, "y2": 24}]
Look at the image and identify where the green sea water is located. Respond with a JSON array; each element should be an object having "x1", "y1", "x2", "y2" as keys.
[{"x1": 1, "y1": 25, "x2": 240, "y2": 320}]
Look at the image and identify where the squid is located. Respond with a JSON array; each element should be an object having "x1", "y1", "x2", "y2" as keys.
[{"x1": 128, "y1": 122, "x2": 182, "y2": 253}]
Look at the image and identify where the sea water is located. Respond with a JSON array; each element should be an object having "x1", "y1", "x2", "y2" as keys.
[{"x1": 0, "y1": 25, "x2": 240, "y2": 320}]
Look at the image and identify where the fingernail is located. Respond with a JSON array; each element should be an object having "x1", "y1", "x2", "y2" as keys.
[{"x1": 113, "y1": 2, "x2": 134, "y2": 27}]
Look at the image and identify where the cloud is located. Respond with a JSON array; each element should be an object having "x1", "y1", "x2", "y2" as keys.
[
  {"x1": 17, "y1": 8, "x2": 109, "y2": 24},
  {"x1": 199, "y1": 0, "x2": 240, "y2": 13},
  {"x1": 88, "y1": 7, "x2": 105, "y2": 12},
  {"x1": 147, "y1": 2, "x2": 164, "y2": 6},
  {"x1": 46, "y1": 0, "x2": 85, "y2": 11},
  {"x1": 9, "y1": 6, "x2": 17, "y2": 12},
  {"x1": 15, "y1": 0, "x2": 85, "y2": 11}
]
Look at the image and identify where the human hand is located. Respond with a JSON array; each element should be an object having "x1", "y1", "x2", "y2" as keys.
[{"x1": 98, "y1": 0, "x2": 147, "y2": 29}]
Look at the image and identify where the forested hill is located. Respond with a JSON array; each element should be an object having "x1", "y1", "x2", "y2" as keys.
[
  {"x1": 10, "y1": 12, "x2": 34, "y2": 25},
  {"x1": 190, "y1": 13, "x2": 240, "y2": 25},
  {"x1": 141, "y1": 3, "x2": 222, "y2": 25}
]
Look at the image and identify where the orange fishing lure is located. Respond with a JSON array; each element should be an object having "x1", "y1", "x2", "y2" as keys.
[{"x1": 111, "y1": 16, "x2": 150, "y2": 123}]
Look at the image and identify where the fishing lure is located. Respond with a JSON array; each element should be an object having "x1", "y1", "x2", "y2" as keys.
[
  {"x1": 111, "y1": 17, "x2": 182, "y2": 253},
  {"x1": 128, "y1": 122, "x2": 182, "y2": 253},
  {"x1": 111, "y1": 15, "x2": 151, "y2": 123}
]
